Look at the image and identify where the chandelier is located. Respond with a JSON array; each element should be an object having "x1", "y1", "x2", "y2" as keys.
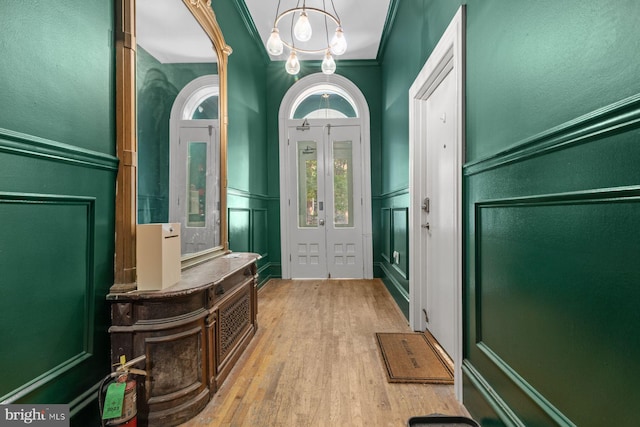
[{"x1": 267, "y1": 0, "x2": 348, "y2": 75}]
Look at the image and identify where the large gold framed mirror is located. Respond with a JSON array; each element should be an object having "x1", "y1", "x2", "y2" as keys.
[{"x1": 113, "y1": 0, "x2": 231, "y2": 288}]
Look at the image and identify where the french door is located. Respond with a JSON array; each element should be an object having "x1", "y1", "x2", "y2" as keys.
[
  {"x1": 287, "y1": 120, "x2": 363, "y2": 279},
  {"x1": 169, "y1": 121, "x2": 220, "y2": 254}
]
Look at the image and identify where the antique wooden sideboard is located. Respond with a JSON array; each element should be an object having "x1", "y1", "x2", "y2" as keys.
[{"x1": 107, "y1": 252, "x2": 260, "y2": 426}]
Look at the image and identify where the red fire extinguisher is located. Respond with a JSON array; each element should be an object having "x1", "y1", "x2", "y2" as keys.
[
  {"x1": 106, "y1": 373, "x2": 138, "y2": 427},
  {"x1": 100, "y1": 355, "x2": 146, "y2": 427}
]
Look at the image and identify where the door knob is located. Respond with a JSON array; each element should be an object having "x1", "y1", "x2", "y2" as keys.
[
  {"x1": 319, "y1": 219, "x2": 325, "y2": 226},
  {"x1": 421, "y1": 222, "x2": 430, "y2": 230}
]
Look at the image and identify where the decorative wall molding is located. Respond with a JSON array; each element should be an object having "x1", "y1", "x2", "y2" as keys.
[
  {"x1": 1, "y1": 353, "x2": 93, "y2": 404},
  {"x1": 68, "y1": 381, "x2": 102, "y2": 418},
  {"x1": 0, "y1": 192, "x2": 95, "y2": 403},
  {"x1": 228, "y1": 206, "x2": 271, "y2": 259},
  {"x1": 476, "y1": 343, "x2": 575, "y2": 427},
  {"x1": 474, "y1": 185, "x2": 640, "y2": 211},
  {"x1": 231, "y1": 0, "x2": 271, "y2": 64},
  {"x1": 227, "y1": 187, "x2": 275, "y2": 201},
  {"x1": 462, "y1": 360, "x2": 526, "y2": 427},
  {"x1": 470, "y1": 186, "x2": 640, "y2": 427},
  {"x1": 378, "y1": 262, "x2": 409, "y2": 301},
  {"x1": 228, "y1": 208, "x2": 251, "y2": 252},
  {"x1": 391, "y1": 207, "x2": 409, "y2": 279},
  {"x1": 252, "y1": 208, "x2": 268, "y2": 258},
  {"x1": 381, "y1": 207, "x2": 391, "y2": 262},
  {"x1": 375, "y1": 186, "x2": 409, "y2": 199},
  {"x1": 376, "y1": 0, "x2": 401, "y2": 62},
  {"x1": 0, "y1": 128, "x2": 119, "y2": 171},
  {"x1": 464, "y1": 92, "x2": 640, "y2": 176}
]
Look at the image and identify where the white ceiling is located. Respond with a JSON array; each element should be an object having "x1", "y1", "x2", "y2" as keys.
[
  {"x1": 244, "y1": 0, "x2": 391, "y2": 61},
  {"x1": 137, "y1": 0, "x2": 217, "y2": 63},
  {"x1": 136, "y1": 0, "x2": 390, "y2": 64}
]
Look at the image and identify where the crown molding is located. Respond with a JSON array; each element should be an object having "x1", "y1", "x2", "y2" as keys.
[
  {"x1": 376, "y1": 0, "x2": 400, "y2": 62},
  {"x1": 231, "y1": 0, "x2": 271, "y2": 64}
]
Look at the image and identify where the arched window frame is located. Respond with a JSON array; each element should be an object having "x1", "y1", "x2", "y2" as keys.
[{"x1": 278, "y1": 73, "x2": 373, "y2": 279}]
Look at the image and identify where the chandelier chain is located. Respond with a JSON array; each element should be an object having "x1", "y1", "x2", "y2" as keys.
[
  {"x1": 273, "y1": 0, "x2": 281, "y2": 24},
  {"x1": 330, "y1": 0, "x2": 341, "y2": 23}
]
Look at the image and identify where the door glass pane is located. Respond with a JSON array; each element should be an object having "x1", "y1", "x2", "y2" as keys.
[
  {"x1": 333, "y1": 140, "x2": 353, "y2": 227},
  {"x1": 298, "y1": 141, "x2": 318, "y2": 228},
  {"x1": 187, "y1": 141, "x2": 206, "y2": 227}
]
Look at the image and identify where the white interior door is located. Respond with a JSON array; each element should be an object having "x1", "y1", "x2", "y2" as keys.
[
  {"x1": 170, "y1": 121, "x2": 220, "y2": 254},
  {"x1": 422, "y1": 69, "x2": 457, "y2": 357},
  {"x1": 288, "y1": 121, "x2": 363, "y2": 279}
]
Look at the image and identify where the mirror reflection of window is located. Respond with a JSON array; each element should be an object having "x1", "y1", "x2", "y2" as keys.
[
  {"x1": 136, "y1": 0, "x2": 221, "y2": 258},
  {"x1": 191, "y1": 96, "x2": 219, "y2": 120},
  {"x1": 187, "y1": 141, "x2": 207, "y2": 227}
]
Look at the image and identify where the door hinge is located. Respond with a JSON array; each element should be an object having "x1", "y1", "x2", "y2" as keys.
[
  {"x1": 297, "y1": 119, "x2": 310, "y2": 131},
  {"x1": 208, "y1": 125, "x2": 213, "y2": 136},
  {"x1": 423, "y1": 308, "x2": 429, "y2": 323}
]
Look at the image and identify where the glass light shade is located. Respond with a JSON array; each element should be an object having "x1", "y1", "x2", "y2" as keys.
[
  {"x1": 285, "y1": 51, "x2": 300, "y2": 75},
  {"x1": 321, "y1": 51, "x2": 336, "y2": 75},
  {"x1": 267, "y1": 28, "x2": 284, "y2": 56},
  {"x1": 330, "y1": 27, "x2": 347, "y2": 56},
  {"x1": 294, "y1": 11, "x2": 312, "y2": 42}
]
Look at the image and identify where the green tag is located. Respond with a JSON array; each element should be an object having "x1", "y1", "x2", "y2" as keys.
[{"x1": 102, "y1": 382, "x2": 126, "y2": 420}]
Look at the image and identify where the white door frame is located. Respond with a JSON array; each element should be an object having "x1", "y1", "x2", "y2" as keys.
[
  {"x1": 169, "y1": 75, "x2": 220, "y2": 253},
  {"x1": 409, "y1": 6, "x2": 465, "y2": 400},
  {"x1": 279, "y1": 73, "x2": 373, "y2": 279}
]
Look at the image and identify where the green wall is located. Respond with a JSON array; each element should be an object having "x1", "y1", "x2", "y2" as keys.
[
  {"x1": 0, "y1": 1, "x2": 117, "y2": 424},
  {"x1": 380, "y1": 0, "x2": 640, "y2": 425},
  {"x1": 462, "y1": 1, "x2": 640, "y2": 425},
  {"x1": 216, "y1": 1, "x2": 383, "y2": 284},
  {"x1": 213, "y1": 0, "x2": 273, "y2": 283}
]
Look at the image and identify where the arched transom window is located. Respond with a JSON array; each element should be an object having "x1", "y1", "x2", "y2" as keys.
[{"x1": 291, "y1": 84, "x2": 358, "y2": 119}]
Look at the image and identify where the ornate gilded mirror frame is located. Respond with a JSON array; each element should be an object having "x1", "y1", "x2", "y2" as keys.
[{"x1": 113, "y1": 0, "x2": 231, "y2": 289}]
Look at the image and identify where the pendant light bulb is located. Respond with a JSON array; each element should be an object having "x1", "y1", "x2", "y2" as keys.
[
  {"x1": 294, "y1": 11, "x2": 312, "y2": 42},
  {"x1": 285, "y1": 51, "x2": 300, "y2": 75},
  {"x1": 321, "y1": 51, "x2": 336, "y2": 75},
  {"x1": 330, "y1": 27, "x2": 347, "y2": 56},
  {"x1": 267, "y1": 28, "x2": 284, "y2": 56}
]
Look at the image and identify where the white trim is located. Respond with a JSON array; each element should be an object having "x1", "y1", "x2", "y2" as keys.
[
  {"x1": 408, "y1": 6, "x2": 465, "y2": 401},
  {"x1": 170, "y1": 74, "x2": 219, "y2": 120},
  {"x1": 279, "y1": 73, "x2": 373, "y2": 279},
  {"x1": 168, "y1": 75, "x2": 220, "y2": 254}
]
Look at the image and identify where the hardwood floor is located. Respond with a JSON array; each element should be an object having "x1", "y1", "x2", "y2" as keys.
[{"x1": 180, "y1": 279, "x2": 467, "y2": 426}]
